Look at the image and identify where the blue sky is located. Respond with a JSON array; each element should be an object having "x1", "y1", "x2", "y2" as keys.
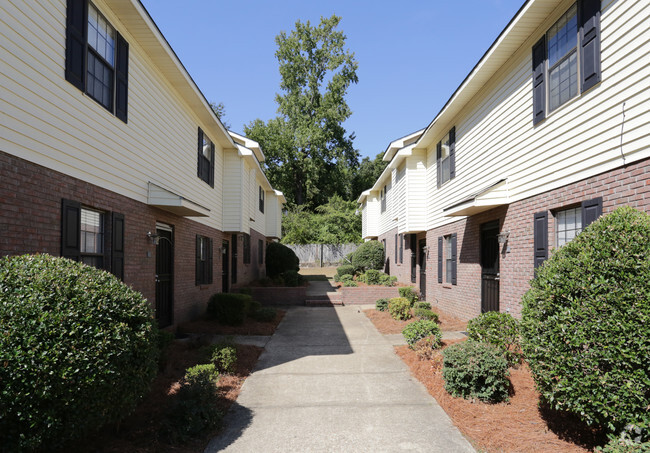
[{"x1": 140, "y1": 0, "x2": 525, "y2": 159}]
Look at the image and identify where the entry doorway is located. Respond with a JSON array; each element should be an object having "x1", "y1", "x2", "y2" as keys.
[
  {"x1": 155, "y1": 226, "x2": 173, "y2": 327},
  {"x1": 418, "y1": 238, "x2": 427, "y2": 299},
  {"x1": 410, "y1": 234, "x2": 417, "y2": 283},
  {"x1": 480, "y1": 220, "x2": 500, "y2": 313},
  {"x1": 222, "y1": 239, "x2": 229, "y2": 292},
  {"x1": 231, "y1": 234, "x2": 238, "y2": 285}
]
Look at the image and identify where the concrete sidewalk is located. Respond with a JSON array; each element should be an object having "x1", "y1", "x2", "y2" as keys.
[{"x1": 205, "y1": 306, "x2": 475, "y2": 453}]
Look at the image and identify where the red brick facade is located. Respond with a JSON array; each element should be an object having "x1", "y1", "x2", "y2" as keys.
[
  {"x1": 0, "y1": 151, "x2": 266, "y2": 327},
  {"x1": 383, "y1": 158, "x2": 650, "y2": 321}
]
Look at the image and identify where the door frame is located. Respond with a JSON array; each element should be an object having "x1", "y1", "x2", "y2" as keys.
[
  {"x1": 222, "y1": 239, "x2": 229, "y2": 293},
  {"x1": 418, "y1": 238, "x2": 427, "y2": 300},
  {"x1": 155, "y1": 223, "x2": 174, "y2": 327},
  {"x1": 480, "y1": 220, "x2": 500, "y2": 313}
]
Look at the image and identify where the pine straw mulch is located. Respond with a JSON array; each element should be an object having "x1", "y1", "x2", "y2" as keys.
[
  {"x1": 178, "y1": 309, "x2": 285, "y2": 336},
  {"x1": 364, "y1": 307, "x2": 468, "y2": 334},
  {"x1": 395, "y1": 342, "x2": 606, "y2": 453}
]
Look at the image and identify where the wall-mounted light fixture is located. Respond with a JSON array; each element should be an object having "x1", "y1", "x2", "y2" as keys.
[
  {"x1": 221, "y1": 246, "x2": 228, "y2": 255},
  {"x1": 497, "y1": 231, "x2": 510, "y2": 245},
  {"x1": 147, "y1": 231, "x2": 161, "y2": 245}
]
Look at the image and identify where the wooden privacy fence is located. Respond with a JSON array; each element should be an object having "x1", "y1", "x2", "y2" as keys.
[{"x1": 287, "y1": 243, "x2": 359, "y2": 267}]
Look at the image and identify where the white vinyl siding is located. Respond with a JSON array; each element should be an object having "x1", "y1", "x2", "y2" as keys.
[{"x1": 1, "y1": 0, "x2": 228, "y2": 231}]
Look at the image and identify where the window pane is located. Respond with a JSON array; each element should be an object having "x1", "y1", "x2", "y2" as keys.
[
  {"x1": 446, "y1": 259, "x2": 453, "y2": 283},
  {"x1": 81, "y1": 209, "x2": 103, "y2": 254},
  {"x1": 549, "y1": 50, "x2": 577, "y2": 112},
  {"x1": 440, "y1": 133, "x2": 450, "y2": 159},
  {"x1": 88, "y1": 3, "x2": 115, "y2": 66},
  {"x1": 441, "y1": 156, "x2": 450, "y2": 184},
  {"x1": 548, "y1": 3, "x2": 577, "y2": 67},
  {"x1": 202, "y1": 135, "x2": 213, "y2": 161},
  {"x1": 87, "y1": 52, "x2": 113, "y2": 110},
  {"x1": 556, "y1": 207, "x2": 582, "y2": 247}
]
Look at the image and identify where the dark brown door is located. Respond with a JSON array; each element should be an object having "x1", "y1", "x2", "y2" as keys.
[
  {"x1": 222, "y1": 239, "x2": 229, "y2": 293},
  {"x1": 155, "y1": 228, "x2": 173, "y2": 327},
  {"x1": 481, "y1": 221, "x2": 500, "y2": 313},
  {"x1": 418, "y1": 239, "x2": 427, "y2": 299},
  {"x1": 410, "y1": 234, "x2": 417, "y2": 283},
  {"x1": 231, "y1": 233, "x2": 238, "y2": 285}
]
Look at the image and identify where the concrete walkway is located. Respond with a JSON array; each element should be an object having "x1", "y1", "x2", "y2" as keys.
[{"x1": 205, "y1": 306, "x2": 475, "y2": 453}]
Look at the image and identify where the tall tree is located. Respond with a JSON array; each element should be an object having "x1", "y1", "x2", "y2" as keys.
[
  {"x1": 351, "y1": 152, "x2": 388, "y2": 200},
  {"x1": 209, "y1": 101, "x2": 230, "y2": 129},
  {"x1": 245, "y1": 15, "x2": 359, "y2": 208}
]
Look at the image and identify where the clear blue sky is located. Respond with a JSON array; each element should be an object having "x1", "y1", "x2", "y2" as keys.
[{"x1": 140, "y1": 0, "x2": 525, "y2": 160}]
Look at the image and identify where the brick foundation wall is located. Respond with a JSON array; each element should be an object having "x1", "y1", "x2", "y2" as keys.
[
  {"x1": 249, "y1": 287, "x2": 307, "y2": 306},
  {"x1": 378, "y1": 227, "x2": 416, "y2": 283},
  {"x1": 0, "y1": 151, "x2": 265, "y2": 327},
  {"x1": 340, "y1": 286, "x2": 400, "y2": 305},
  {"x1": 231, "y1": 227, "x2": 267, "y2": 289},
  {"x1": 415, "y1": 158, "x2": 650, "y2": 321}
]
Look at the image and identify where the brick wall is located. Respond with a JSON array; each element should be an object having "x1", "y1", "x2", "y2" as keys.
[
  {"x1": 231, "y1": 227, "x2": 267, "y2": 289},
  {"x1": 249, "y1": 287, "x2": 307, "y2": 306},
  {"x1": 0, "y1": 151, "x2": 266, "y2": 327},
  {"x1": 415, "y1": 158, "x2": 650, "y2": 321},
  {"x1": 340, "y1": 286, "x2": 400, "y2": 305},
  {"x1": 377, "y1": 227, "x2": 415, "y2": 282}
]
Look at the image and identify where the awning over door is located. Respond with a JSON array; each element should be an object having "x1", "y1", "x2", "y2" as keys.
[
  {"x1": 147, "y1": 182, "x2": 210, "y2": 217},
  {"x1": 444, "y1": 179, "x2": 509, "y2": 217}
]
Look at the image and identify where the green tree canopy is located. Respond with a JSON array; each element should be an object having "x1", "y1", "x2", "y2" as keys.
[
  {"x1": 244, "y1": 15, "x2": 360, "y2": 209},
  {"x1": 351, "y1": 152, "x2": 388, "y2": 200}
]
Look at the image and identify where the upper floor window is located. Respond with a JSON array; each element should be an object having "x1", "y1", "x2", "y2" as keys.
[
  {"x1": 532, "y1": 0, "x2": 601, "y2": 124},
  {"x1": 259, "y1": 186, "x2": 265, "y2": 213},
  {"x1": 65, "y1": 0, "x2": 129, "y2": 122},
  {"x1": 380, "y1": 185, "x2": 387, "y2": 213},
  {"x1": 197, "y1": 128, "x2": 215, "y2": 187},
  {"x1": 436, "y1": 127, "x2": 456, "y2": 187}
]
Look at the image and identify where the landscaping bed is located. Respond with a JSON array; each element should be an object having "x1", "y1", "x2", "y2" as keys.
[
  {"x1": 179, "y1": 309, "x2": 285, "y2": 336},
  {"x1": 395, "y1": 343, "x2": 604, "y2": 452},
  {"x1": 364, "y1": 308, "x2": 467, "y2": 334}
]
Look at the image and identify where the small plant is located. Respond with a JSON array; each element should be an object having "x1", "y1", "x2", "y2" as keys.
[
  {"x1": 350, "y1": 240, "x2": 385, "y2": 272},
  {"x1": 250, "y1": 307, "x2": 277, "y2": 322},
  {"x1": 336, "y1": 264, "x2": 355, "y2": 280},
  {"x1": 415, "y1": 301, "x2": 431, "y2": 310},
  {"x1": 379, "y1": 274, "x2": 397, "y2": 286},
  {"x1": 442, "y1": 341, "x2": 510, "y2": 403},
  {"x1": 281, "y1": 270, "x2": 304, "y2": 287},
  {"x1": 398, "y1": 287, "x2": 419, "y2": 306},
  {"x1": 388, "y1": 297, "x2": 411, "y2": 321},
  {"x1": 184, "y1": 363, "x2": 220, "y2": 385},
  {"x1": 467, "y1": 311, "x2": 520, "y2": 365},
  {"x1": 360, "y1": 269, "x2": 383, "y2": 285},
  {"x1": 207, "y1": 293, "x2": 253, "y2": 325},
  {"x1": 340, "y1": 274, "x2": 357, "y2": 287},
  {"x1": 414, "y1": 336, "x2": 442, "y2": 361},
  {"x1": 402, "y1": 319, "x2": 442, "y2": 349},
  {"x1": 210, "y1": 343, "x2": 237, "y2": 374},
  {"x1": 375, "y1": 298, "x2": 389, "y2": 312},
  {"x1": 248, "y1": 299, "x2": 262, "y2": 313},
  {"x1": 413, "y1": 308, "x2": 439, "y2": 322}
]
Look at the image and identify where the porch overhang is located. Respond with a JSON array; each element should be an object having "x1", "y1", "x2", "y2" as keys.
[
  {"x1": 147, "y1": 182, "x2": 210, "y2": 217},
  {"x1": 444, "y1": 179, "x2": 509, "y2": 217}
]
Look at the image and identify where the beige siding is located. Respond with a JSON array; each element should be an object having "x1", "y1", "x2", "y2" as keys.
[
  {"x1": 395, "y1": 163, "x2": 407, "y2": 232},
  {"x1": 222, "y1": 150, "x2": 244, "y2": 231},
  {"x1": 265, "y1": 193, "x2": 281, "y2": 239},
  {"x1": 404, "y1": 151, "x2": 428, "y2": 232},
  {"x1": 1, "y1": 0, "x2": 230, "y2": 231},
  {"x1": 425, "y1": 0, "x2": 650, "y2": 230}
]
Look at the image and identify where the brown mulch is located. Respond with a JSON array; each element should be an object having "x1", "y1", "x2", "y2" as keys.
[
  {"x1": 395, "y1": 344, "x2": 606, "y2": 452},
  {"x1": 178, "y1": 309, "x2": 285, "y2": 336},
  {"x1": 364, "y1": 308, "x2": 468, "y2": 334}
]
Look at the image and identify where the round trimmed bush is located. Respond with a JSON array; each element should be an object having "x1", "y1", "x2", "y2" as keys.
[
  {"x1": 388, "y1": 297, "x2": 411, "y2": 321},
  {"x1": 0, "y1": 254, "x2": 159, "y2": 451},
  {"x1": 402, "y1": 319, "x2": 442, "y2": 349},
  {"x1": 266, "y1": 242, "x2": 299, "y2": 278},
  {"x1": 336, "y1": 264, "x2": 355, "y2": 279},
  {"x1": 207, "y1": 293, "x2": 253, "y2": 325},
  {"x1": 280, "y1": 270, "x2": 304, "y2": 287},
  {"x1": 350, "y1": 240, "x2": 384, "y2": 271},
  {"x1": 467, "y1": 311, "x2": 520, "y2": 365},
  {"x1": 521, "y1": 206, "x2": 650, "y2": 435},
  {"x1": 442, "y1": 341, "x2": 510, "y2": 403}
]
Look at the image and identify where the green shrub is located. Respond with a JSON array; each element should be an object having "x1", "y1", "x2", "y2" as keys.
[
  {"x1": 379, "y1": 274, "x2": 397, "y2": 286},
  {"x1": 398, "y1": 287, "x2": 419, "y2": 306},
  {"x1": 388, "y1": 297, "x2": 411, "y2": 321},
  {"x1": 336, "y1": 264, "x2": 355, "y2": 279},
  {"x1": 413, "y1": 336, "x2": 441, "y2": 361},
  {"x1": 467, "y1": 311, "x2": 520, "y2": 365},
  {"x1": 521, "y1": 207, "x2": 650, "y2": 435},
  {"x1": 342, "y1": 279, "x2": 357, "y2": 287},
  {"x1": 402, "y1": 319, "x2": 442, "y2": 349},
  {"x1": 165, "y1": 364, "x2": 222, "y2": 442},
  {"x1": 375, "y1": 298, "x2": 389, "y2": 312},
  {"x1": 0, "y1": 254, "x2": 159, "y2": 451},
  {"x1": 266, "y1": 242, "x2": 299, "y2": 278},
  {"x1": 209, "y1": 343, "x2": 237, "y2": 374},
  {"x1": 414, "y1": 308, "x2": 439, "y2": 322},
  {"x1": 248, "y1": 299, "x2": 262, "y2": 313},
  {"x1": 442, "y1": 341, "x2": 510, "y2": 403},
  {"x1": 207, "y1": 293, "x2": 252, "y2": 325},
  {"x1": 250, "y1": 307, "x2": 277, "y2": 322},
  {"x1": 350, "y1": 240, "x2": 385, "y2": 271},
  {"x1": 281, "y1": 270, "x2": 304, "y2": 287},
  {"x1": 596, "y1": 424, "x2": 650, "y2": 453},
  {"x1": 415, "y1": 301, "x2": 431, "y2": 310},
  {"x1": 360, "y1": 269, "x2": 383, "y2": 285}
]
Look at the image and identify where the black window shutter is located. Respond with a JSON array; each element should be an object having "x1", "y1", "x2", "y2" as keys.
[
  {"x1": 207, "y1": 238, "x2": 213, "y2": 284},
  {"x1": 65, "y1": 0, "x2": 87, "y2": 91},
  {"x1": 399, "y1": 234, "x2": 403, "y2": 264},
  {"x1": 449, "y1": 127, "x2": 456, "y2": 180},
  {"x1": 111, "y1": 212, "x2": 125, "y2": 280},
  {"x1": 115, "y1": 32, "x2": 129, "y2": 123},
  {"x1": 436, "y1": 141, "x2": 442, "y2": 188},
  {"x1": 533, "y1": 211, "x2": 548, "y2": 269},
  {"x1": 579, "y1": 0, "x2": 601, "y2": 93},
  {"x1": 582, "y1": 196, "x2": 603, "y2": 228},
  {"x1": 437, "y1": 236, "x2": 443, "y2": 283},
  {"x1": 532, "y1": 36, "x2": 546, "y2": 125},
  {"x1": 195, "y1": 235, "x2": 201, "y2": 285},
  {"x1": 197, "y1": 128, "x2": 204, "y2": 178},
  {"x1": 451, "y1": 233, "x2": 457, "y2": 285},
  {"x1": 61, "y1": 199, "x2": 81, "y2": 261},
  {"x1": 209, "y1": 142, "x2": 215, "y2": 188}
]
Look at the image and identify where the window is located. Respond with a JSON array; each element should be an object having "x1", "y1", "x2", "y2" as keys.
[
  {"x1": 556, "y1": 206, "x2": 582, "y2": 247},
  {"x1": 61, "y1": 199, "x2": 124, "y2": 279},
  {"x1": 259, "y1": 186, "x2": 265, "y2": 213},
  {"x1": 399, "y1": 234, "x2": 403, "y2": 264},
  {"x1": 197, "y1": 128, "x2": 215, "y2": 187},
  {"x1": 258, "y1": 239, "x2": 264, "y2": 265},
  {"x1": 444, "y1": 236, "x2": 453, "y2": 283},
  {"x1": 380, "y1": 185, "x2": 387, "y2": 213},
  {"x1": 65, "y1": 0, "x2": 129, "y2": 122},
  {"x1": 437, "y1": 233, "x2": 457, "y2": 285},
  {"x1": 532, "y1": 0, "x2": 601, "y2": 124},
  {"x1": 436, "y1": 127, "x2": 456, "y2": 187},
  {"x1": 195, "y1": 235, "x2": 213, "y2": 285},
  {"x1": 243, "y1": 234, "x2": 251, "y2": 264}
]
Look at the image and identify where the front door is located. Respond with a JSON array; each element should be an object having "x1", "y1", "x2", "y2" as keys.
[
  {"x1": 418, "y1": 238, "x2": 427, "y2": 299},
  {"x1": 155, "y1": 228, "x2": 173, "y2": 327},
  {"x1": 410, "y1": 234, "x2": 417, "y2": 283},
  {"x1": 222, "y1": 239, "x2": 229, "y2": 293},
  {"x1": 481, "y1": 221, "x2": 500, "y2": 313}
]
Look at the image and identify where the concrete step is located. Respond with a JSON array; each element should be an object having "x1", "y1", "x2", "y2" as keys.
[{"x1": 305, "y1": 297, "x2": 343, "y2": 306}]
